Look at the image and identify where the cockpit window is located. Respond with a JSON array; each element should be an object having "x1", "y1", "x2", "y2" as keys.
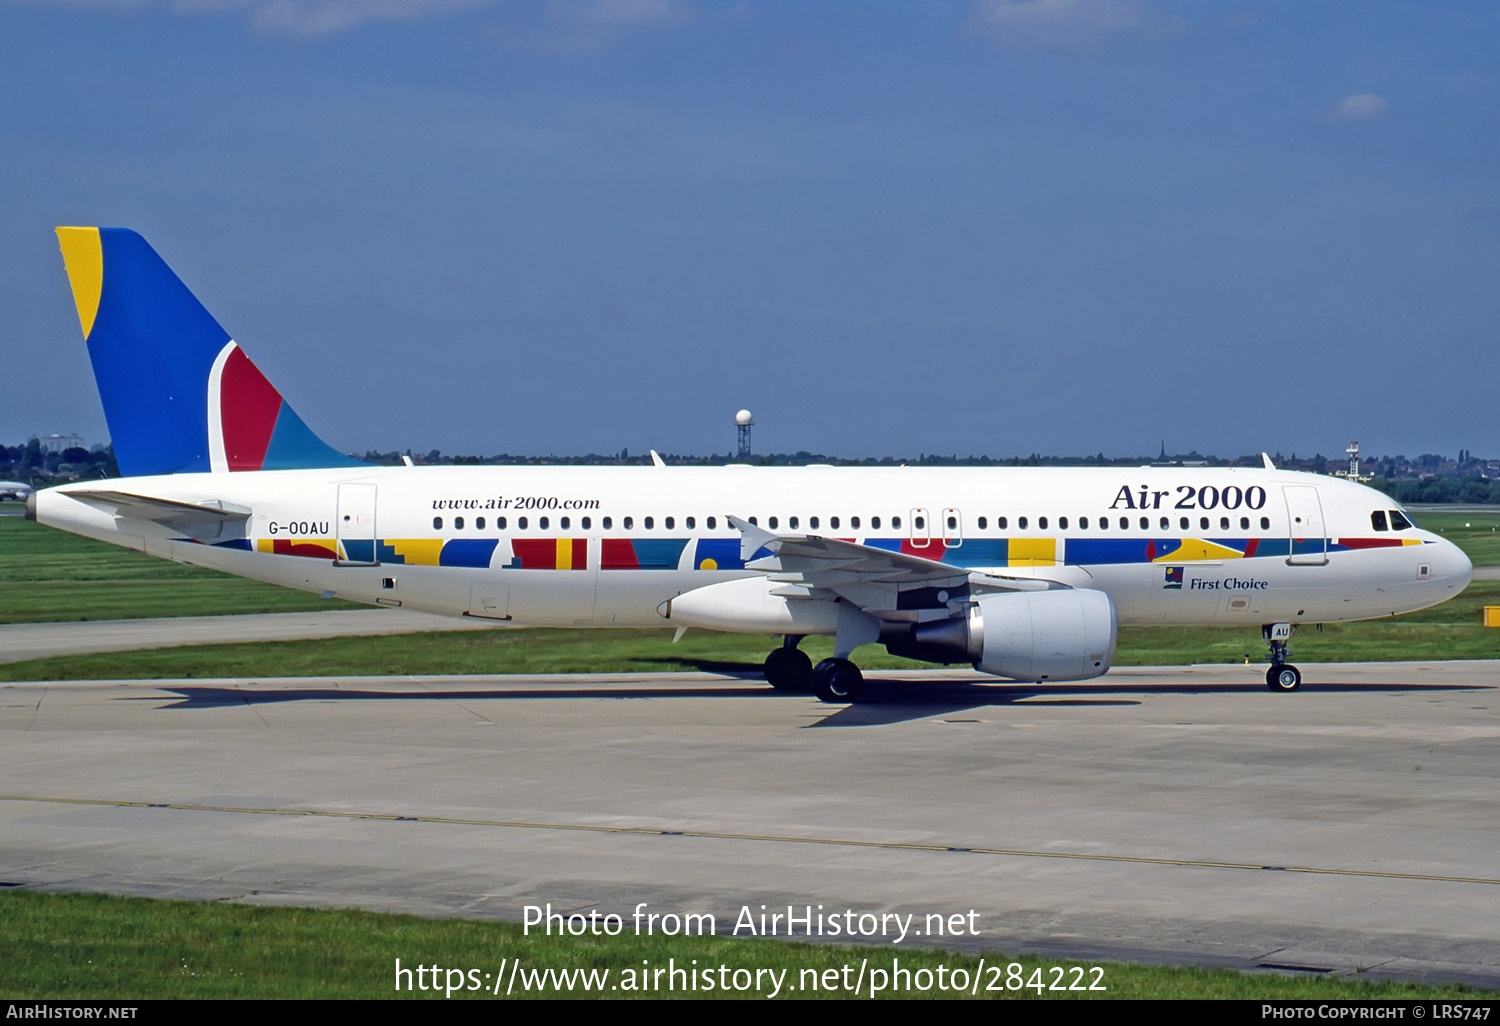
[
  {"x1": 1371, "y1": 510, "x2": 1388, "y2": 532},
  {"x1": 1389, "y1": 510, "x2": 1414, "y2": 531}
]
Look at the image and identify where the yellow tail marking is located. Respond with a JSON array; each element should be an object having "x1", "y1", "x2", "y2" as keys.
[{"x1": 55, "y1": 227, "x2": 104, "y2": 340}]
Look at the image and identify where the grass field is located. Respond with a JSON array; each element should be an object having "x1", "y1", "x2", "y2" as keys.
[
  {"x1": 1409, "y1": 508, "x2": 1500, "y2": 566},
  {"x1": 1, "y1": 890, "x2": 1488, "y2": 1000},
  {"x1": 3, "y1": 580, "x2": 1495, "y2": 683},
  {"x1": 0, "y1": 516, "x2": 355, "y2": 624}
]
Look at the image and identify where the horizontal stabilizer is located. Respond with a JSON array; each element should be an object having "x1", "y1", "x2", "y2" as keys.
[{"x1": 64, "y1": 489, "x2": 250, "y2": 541}]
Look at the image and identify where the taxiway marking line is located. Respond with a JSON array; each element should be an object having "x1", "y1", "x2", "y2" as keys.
[{"x1": 4, "y1": 793, "x2": 1495, "y2": 887}]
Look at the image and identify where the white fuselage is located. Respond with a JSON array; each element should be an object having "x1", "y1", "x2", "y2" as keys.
[{"x1": 36, "y1": 464, "x2": 1472, "y2": 635}]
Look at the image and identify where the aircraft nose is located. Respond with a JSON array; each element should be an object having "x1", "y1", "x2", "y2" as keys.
[{"x1": 1433, "y1": 536, "x2": 1473, "y2": 591}]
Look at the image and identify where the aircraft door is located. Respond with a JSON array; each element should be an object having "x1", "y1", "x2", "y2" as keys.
[
  {"x1": 942, "y1": 507, "x2": 963, "y2": 547},
  {"x1": 335, "y1": 483, "x2": 378, "y2": 565},
  {"x1": 909, "y1": 507, "x2": 931, "y2": 548},
  {"x1": 1282, "y1": 485, "x2": 1328, "y2": 566}
]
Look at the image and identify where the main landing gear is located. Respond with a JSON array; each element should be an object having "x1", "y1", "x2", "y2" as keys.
[
  {"x1": 762, "y1": 636, "x2": 866, "y2": 703},
  {"x1": 763, "y1": 635, "x2": 812, "y2": 692},
  {"x1": 1262, "y1": 623, "x2": 1301, "y2": 692}
]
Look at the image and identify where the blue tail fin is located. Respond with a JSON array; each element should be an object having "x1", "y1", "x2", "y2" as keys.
[{"x1": 55, "y1": 227, "x2": 363, "y2": 477}]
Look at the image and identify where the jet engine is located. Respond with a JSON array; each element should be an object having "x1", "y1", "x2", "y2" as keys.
[{"x1": 884, "y1": 588, "x2": 1117, "y2": 681}]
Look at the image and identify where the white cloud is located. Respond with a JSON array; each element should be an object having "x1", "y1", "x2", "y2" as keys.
[
  {"x1": 1331, "y1": 93, "x2": 1390, "y2": 121},
  {"x1": 178, "y1": 0, "x2": 492, "y2": 36},
  {"x1": 975, "y1": 0, "x2": 1181, "y2": 53}
]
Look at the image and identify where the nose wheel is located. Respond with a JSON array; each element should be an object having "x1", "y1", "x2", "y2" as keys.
[{"x1": 1266, "y1": 664, "x2": 1302, "y2": 692}]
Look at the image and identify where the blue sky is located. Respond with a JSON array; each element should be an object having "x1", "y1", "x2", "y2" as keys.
[{"x1": 3, "y1": 0, "x2": 1497, "y2": 460}]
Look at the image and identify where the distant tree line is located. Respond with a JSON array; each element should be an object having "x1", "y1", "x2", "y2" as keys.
[
  {"x1": 0, "y1": 440, "x2": 117, "y2": 486},
  {"x1": 6, "y1": 440, "x2": 1497, "y2": 504}
]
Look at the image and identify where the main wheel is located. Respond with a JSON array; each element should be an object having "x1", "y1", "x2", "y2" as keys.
[
  {"x1": 812, "y1": 658, "x2": 864, "y2": 704},
  {"x1": 764, "y1": 647, "x2": 813, "y2": 691},
  {"x1": 1266, "y1": 664, "x2": 1302, "y2": 692}
]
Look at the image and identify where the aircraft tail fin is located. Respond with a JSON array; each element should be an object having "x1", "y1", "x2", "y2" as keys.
[{"x1": 54, "y1": 227, "x2": 363, "y2": 477}]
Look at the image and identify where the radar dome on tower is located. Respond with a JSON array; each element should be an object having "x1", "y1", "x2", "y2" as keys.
[{"x1": 735, "y1": 409, "x2": 754, "y2": 426}]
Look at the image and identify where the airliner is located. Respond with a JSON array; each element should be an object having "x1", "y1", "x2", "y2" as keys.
[{"x1": 30, "y1": 228, "x2": 1473, "y2": 702}]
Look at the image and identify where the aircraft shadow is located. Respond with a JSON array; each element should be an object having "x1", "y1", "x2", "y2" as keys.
[{"x1": 129, "y1": 675, "x2": 1485, "y2": 726}]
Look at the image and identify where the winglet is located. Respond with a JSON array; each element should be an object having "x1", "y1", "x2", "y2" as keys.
[
  {"x1": 650, "y1": 449, "x2": 666, "y2": 467},
  {"x1": 728, "y1": 514, "x2": 777, "y2": 561},
  {"x1": 1262, "y1": 452, "x2": 1276, "y2": 470}
]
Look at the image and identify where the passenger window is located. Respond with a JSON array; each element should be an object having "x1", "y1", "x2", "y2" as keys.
[
  {"x1": 1140, "y1": 517, "x2": 1149, "y2": 530},
  {"x1": 997, "y1": 516, "x2": 1007, "y2": 530},
  {"x1": 1059, "y1": 516, "x2": 1069, "y2": 529},
  {"x1": 829, "y1": 516, "x2": 838, "y2": 529},
  {"x1": 624, "y1": 516, "x2": 633, "y2": 529},
  {"x1": 852, "y1": 516, "x2": 861, "y2": 529},
  {"x1": 1219, "y1": 516, "x2": 1229, "y2": 530},
  {"x1": 707, "y1": 516, "x2": 716, "y2": 529},
  {"x1": 1239, "y1": 517, "x2": 1248, "y2": 530},
  {"x1": 499, "y1": 516, "x2": 507, "y2": 530},
  {"x1": 789, "y1": 516, "x2": 798, "y2": 529},
  {"x1": 433, "y1": 516, "x2": 443, "y2": 530},
  {"x1": 892, "y1": 516, "x2": 902, "y2": 529},
  {"x1": 1259, "y1": 516, "x2": 1270, "y2": 530},
  {"x1": 602, "y1": 516, "x2": 611, "y2": 530},
  {"x1": 560, "y1": 516, "x2": 569, "y2": 530},
  {"x1": 1079, "y1": 517, "x2": 1088, "y2": 529},
  {"x1": 477, "y1": 516, "x2": 486, "y2": 530},
  {"x1": 872, "y1": 516, "x2": 881, "y2": 529},
  {"x1": 913, "y1": 516, "x2": 923, "y2": 529},
  {"x1": 1018, "y1": 516, "x2": 1028, "y2": 529},
  {"x1": 1119, "y1": 516, "x2": 1129, "y2": 529},
  {"x1": 519, "y1": 517, "x2": 528, "y2": 530},
  {"x1": 644, "y1": 516, "x2": 653, "y2": 529},
  {"x1": 946, "y1": 515, "x2": 956, "y2": 530},
  {"x1": 1180, "y1": 517, "x2": 1189, "y2": 530},
  {"x1": 665, "y1": 516, "x2": 674, "y2": 530},
  {"x1": 769, "y1": 516, "x2": 778, "y2": 529},
  {"x1": 1039, "y1": 516, "x2": 1049, "y2": 530},
  {"x1": 686, "y1": 516, "x2": 695, "y2": 529},
  {"x1": 749, "y1": 516, "x2": 757, "y2": 526},
  {"x1": 1199, "y1": 516, "x2": 1209, "y2": 530},
  {"x1": 582, "y1": 517, "x2": 590, "y2": 530},
  {"x1": 1098, "y1": 517, "x2": 1107, "y2": 530},
  {"x1": 978, "y1": 516, "x2": 987, "y2": 530},
  {"x1": 810, "y1": 516, "x2": 820, "y2": 529},
  {"x1": 455, "y1": 516, "x2": 465, "y2": 530},
  {"x1": 540, "y1": 516, "x2": 549, "y2": 530}
]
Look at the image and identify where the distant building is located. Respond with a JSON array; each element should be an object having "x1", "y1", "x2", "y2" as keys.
[{"x1": 36, "y1": 433, "x2": 86, "y2": 453}]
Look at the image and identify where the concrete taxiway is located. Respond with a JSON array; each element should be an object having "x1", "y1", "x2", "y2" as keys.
[
  {"x1": 0, "y1": 609, "x2": 496, "y2": 664},
  {"x1": 2, "y1": 661, "x2": 1498, "y2": 987}
]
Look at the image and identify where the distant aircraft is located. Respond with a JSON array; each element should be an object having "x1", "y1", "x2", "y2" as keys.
[
  {"x1": 0, "y1": 481, "x2": 34, "y2": 502},
  {"x1": 31, "y1": 228, "x2": 1473, "y2": 701}
]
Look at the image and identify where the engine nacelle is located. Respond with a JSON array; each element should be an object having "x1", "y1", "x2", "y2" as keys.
[{"x1": 886, "y1": 589, "x2": 1117, "y2": 681}]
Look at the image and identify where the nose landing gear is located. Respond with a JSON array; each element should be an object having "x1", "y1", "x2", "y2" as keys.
[{"x1": 1262, "y1": 623, "x2": 1301, "y2": 692}]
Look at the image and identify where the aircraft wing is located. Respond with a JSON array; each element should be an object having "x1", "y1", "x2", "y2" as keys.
[
  {"x1": 729, "y1": 515, "x2": 1061, "y2": 624},
  {"x1": 63, "y1": 489, "x2": 251, "y2": 541}
]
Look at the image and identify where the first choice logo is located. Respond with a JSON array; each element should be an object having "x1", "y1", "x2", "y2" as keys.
[{"x1": 1189, "y1": 577, "x2": 1270, "y2": 591}]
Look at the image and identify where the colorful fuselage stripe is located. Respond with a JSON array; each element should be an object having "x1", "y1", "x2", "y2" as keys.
[{"x1": 232, "y1": 535, "x2": 1425, "y2": 568}]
